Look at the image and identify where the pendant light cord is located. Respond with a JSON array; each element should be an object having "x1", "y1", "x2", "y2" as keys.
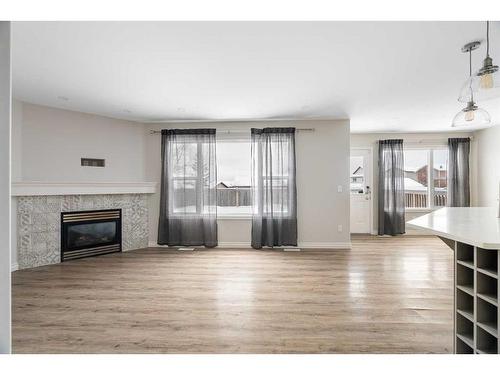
[
  {"x1": 469, "y1": 48, "x2": 474, "y2": 102},
  {"x1": 469, "y1": 49, "x2": 472, "y2": 77},
  {"x1": 486, "y1": 21, "x2": 490, "y2": 57}
]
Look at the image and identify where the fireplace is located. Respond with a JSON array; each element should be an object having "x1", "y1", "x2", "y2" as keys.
[{"x1": 61, "y1": 209, "x2": 122, "y2": 261}]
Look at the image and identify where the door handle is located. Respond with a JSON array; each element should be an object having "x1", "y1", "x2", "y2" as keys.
[{"x1": 365, "y1": 186, "x2": 371, "y2": 200}]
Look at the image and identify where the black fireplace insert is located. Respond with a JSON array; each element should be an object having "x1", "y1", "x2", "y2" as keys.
[{"x1": 61, "y1": 209, "x2": 122, "y2": 261}]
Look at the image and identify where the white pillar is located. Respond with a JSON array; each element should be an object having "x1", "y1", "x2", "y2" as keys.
[{"x1": 0, "y1": 21, "x2": 12, "y2": 354}]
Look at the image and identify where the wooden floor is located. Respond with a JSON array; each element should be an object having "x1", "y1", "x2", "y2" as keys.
[{"x1": 12, "y1": 235, "x2": 454, "y2": 353}]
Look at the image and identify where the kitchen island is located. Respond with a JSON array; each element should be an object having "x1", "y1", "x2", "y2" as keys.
[{"x1": 408, "y1": 207, "x2": 499, "y2": 354}]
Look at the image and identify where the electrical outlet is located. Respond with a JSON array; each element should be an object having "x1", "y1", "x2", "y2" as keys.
[
  {"x1": 337, "y1": 225, "x2": 343, "y2": 232},
  {"x1": 337, "y1": 185, "x2": 343, "y2": 193}
]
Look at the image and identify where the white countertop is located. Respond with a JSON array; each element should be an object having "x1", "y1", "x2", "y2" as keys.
[{"x1": 407, "y1": 207, "x2": 500, "y2": 249}]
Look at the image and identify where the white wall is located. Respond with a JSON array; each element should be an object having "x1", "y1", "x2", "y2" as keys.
[
  {"x1": 474, "y1": 125, "x2": 500, "y2": 207},
  {"x1": 13, "y1": 101, "x2": 147, "y2": 183},
  {"x1": 145, "y1": 120, "x2": 351, "y2": 247},
  {"x1": 11, "y1": 100, "x2": 22, "y2": 182},
  {"x1": 0, "y1": 21, "x2": 11, "y2": 354},
  {"x1": 10, "y1": 100, "x2": 22, "y2": 271},
  {"x1": 12, "y1": 104, "x2": 351, "y2": 249},
  {"x1": 350, "y1": 131, "x2": 474, "y2": 234},
  {"x1": 10, "y1": 101, "x2": 150, "y2": 270}
]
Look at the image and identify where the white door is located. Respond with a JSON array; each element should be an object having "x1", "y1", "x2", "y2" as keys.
[{"x1": 350, "y1": 149, "x2": 372, "y2": 234}]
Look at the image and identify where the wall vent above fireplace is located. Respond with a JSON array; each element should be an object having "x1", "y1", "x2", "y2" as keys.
[{"x1": 81, "y1": 158, "x2": 105, "y2": 167}]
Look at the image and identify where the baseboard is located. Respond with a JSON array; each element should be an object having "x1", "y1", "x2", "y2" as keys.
[
  {"x1": 11, "y1": 263, "x2": 19, "y2": 272},
  {"x1": 404, "y1": 229, "x2": 435, "y2": 236},
  {"x1": 149, "y1": 241, "x2": 168, "y2": 248},
  {"x1": 149, "y1": 241, "x2": 351, "y2": 249},
  {"x1": 149, "y1": 241, "x2": 251, "y2": 248},
  {"x1": 216, "y1": 242, "x2": 251, "y2": 248},
  {"x1": 369, "y1": 229, "x2": 434, "y2": 236},
  {"x1": 298, "y1": 242, "x2": 352, "y2": 249}
]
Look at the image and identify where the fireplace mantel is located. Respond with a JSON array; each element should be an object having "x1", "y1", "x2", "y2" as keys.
[{"x1": 11, "y1": 181, "x2": 157, "y2": 196}]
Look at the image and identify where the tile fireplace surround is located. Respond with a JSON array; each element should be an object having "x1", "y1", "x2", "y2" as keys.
[{"x1": 14, "y1": 188, "x2": 152, "y2": 270}]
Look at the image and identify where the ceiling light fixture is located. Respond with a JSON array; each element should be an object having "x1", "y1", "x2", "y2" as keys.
[
  {"x1": 452, "y1": 41, "x2": 491, "y2": 127},
  {"x1": 458, "y1": 21, "x2": 500, "y2": 102}
]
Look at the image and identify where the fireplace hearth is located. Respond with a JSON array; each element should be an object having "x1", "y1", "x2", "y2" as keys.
[{"x1": 61, "y1": 209, "x2": 122, "y2": 261}]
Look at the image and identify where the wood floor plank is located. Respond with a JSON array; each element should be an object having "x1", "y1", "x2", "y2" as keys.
[{"x1": 12, "y1": 235, "x2": 454, "y2": 353}]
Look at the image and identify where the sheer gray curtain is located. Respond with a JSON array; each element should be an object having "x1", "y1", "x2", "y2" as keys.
[
  {"x1": 158, "y1": 129, "x2": 218, "y2": 247},
  {"x1": 251, "y1": 128, "x2": 297, "y2": 249},
  {"x1": 448, "y1": 137, "x2": 470, "y2": 207},
  {"x1": 378, "y1": 139, "x2": 405, "y2": 236}
]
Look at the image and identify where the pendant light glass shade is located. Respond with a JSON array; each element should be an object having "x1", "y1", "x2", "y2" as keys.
[
  {"x1": 452, "y1": 101, "x2": 491, "y2": 127},
  {"x1": 453, "y1": 40, "x2": 491, "y2": 127},
  {"x1": 458, "y1": 21, "x2": 500, "y2": 102},
  {"x1": 458, "y1": 68, "x2": 500, "y2": 102}
]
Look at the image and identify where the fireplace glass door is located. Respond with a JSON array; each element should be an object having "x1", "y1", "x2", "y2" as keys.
[{"x1": 66, "y1": 221, "x2": 118, "y2": 250}]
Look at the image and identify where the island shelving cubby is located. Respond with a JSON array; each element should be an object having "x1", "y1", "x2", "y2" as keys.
[
  {"x1": 455, "y1": 242, "x2": 498, "y2": 354},
  {"x1": 408, "y1": 207, "x2": 500, "y2": 354}
]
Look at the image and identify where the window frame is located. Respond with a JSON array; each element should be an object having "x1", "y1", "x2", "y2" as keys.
[
  {"x1": 261, "y1": 175, "x2": 291, "y2": 216},
  {"x1": 169, "y1": 141, "x2": 206, "y2": 216},
  {"x1": 430, "y1": 148, "x2": 448, "y2": 208},
  {"x1": 404, "y1": 145, "x2": 448, "y2": 212}
]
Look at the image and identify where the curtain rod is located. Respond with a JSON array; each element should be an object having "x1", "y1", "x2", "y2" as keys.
[
  {"x1": 149, "y1": 128, "x2": 315, "y2": 135},
  {"x1": 401, "y1": 136, "x2": 474, "y2": 145}
]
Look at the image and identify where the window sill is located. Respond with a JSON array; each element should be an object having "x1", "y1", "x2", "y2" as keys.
[
  {"x1": 406, "y1": 207, "x2": 444, "y2": 213},
  {"x1": 217, "y1": 215, "x2": 252, "y2": 220}
]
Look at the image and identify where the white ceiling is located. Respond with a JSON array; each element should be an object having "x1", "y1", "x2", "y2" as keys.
[{"x1": 11, "y1": 21, "x2": 500, "y2": 132}]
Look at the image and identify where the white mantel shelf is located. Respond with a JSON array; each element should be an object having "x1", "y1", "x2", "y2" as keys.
[
  {"x1": 407, "y1": 207, "x2": 500, "y2": 249},
  {"x1": 11, "y1": 181, "x2": 157, "y2": 196}
]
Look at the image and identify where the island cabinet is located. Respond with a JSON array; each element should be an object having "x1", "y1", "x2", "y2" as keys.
[
  {"x1": 454, "y1": 242, "x2": 498, "y2": 354},
  {"x1": 408, "y1": 207, "x2": 500, "y2": 354}
]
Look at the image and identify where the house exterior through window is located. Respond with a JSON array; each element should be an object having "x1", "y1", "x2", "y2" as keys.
[
  {"x1": 350, "y1": 155, "x2": 365, "y2": 194},
  {"x1": 404, "y1": 148, "x2": 448, "y2": 209},
  {"x1": 216, "y1": 134, "x2": 252, "y2": 216}
]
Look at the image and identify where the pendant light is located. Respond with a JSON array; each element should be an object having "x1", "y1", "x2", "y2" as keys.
[
  {"x1": 458, "y1": 21, "x2": 500, "y2": 102},
  {"x1": 452, "y1": 41, "x2": 491, "y2": 127}
]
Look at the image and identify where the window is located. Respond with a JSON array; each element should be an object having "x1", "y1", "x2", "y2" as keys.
[
  {"x1": 171, "y1": 142, "x2": 203, "y2": 214},
  {"x1": 350, "y1": 155, "x2": 365, "y2": 194},
  {"x1": 433, "y1": 149, "x2": 448, "y2": 207},
  {"x1": 403, "y1": 150, "x2": 428, "y2": 208},
  {"x1": 216, "y1": 135, "x2": 251, "y2": 216},
  {"x1": 263, "y1": 176, "x2": 290, "y2": 215},
  {"x1": 404, "y1": 148, "x2": 448, "y2": 209}
]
